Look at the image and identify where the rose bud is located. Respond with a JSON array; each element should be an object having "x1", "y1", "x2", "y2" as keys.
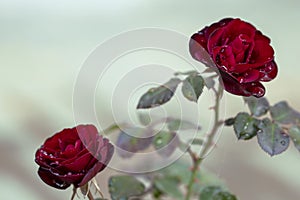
[
  {"x1": 190, "y1": 18, "x2": 278, "y2": 97},
  {"x1": 35, "y1": 124, "x2": 114, "y2": 189}
]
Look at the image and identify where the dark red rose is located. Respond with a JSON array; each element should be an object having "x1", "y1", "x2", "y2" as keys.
[
  {"x1": 190, "y1": 18, "x2": 278, "y2": 97},
  {"x1": 35, "y1": 124, "x2": 114, "y2": 189}
]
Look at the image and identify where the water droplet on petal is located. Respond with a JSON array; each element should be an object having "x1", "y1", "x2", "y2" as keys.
[
  {"x1": 55, "y1": 182, "x2": 67, "y2": 188},
  {"x1": 249, "y1": 85, "x2": 265, "y2": 98},
  {"x1": 238, "y1": 77, "x2": 244, "y2": 83},
  {"x1": 266, "y1": 64, "x2": 274, "y2": 72},
  {"x1": 220, "y1": 65, "x2": 228, "y2": 71}
]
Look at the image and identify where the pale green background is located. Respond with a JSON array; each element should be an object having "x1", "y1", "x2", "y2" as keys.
[{"x1": 1, "y1": 0, "x2": 300, "y2": 199}]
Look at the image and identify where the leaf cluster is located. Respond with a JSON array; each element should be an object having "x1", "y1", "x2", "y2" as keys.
[
  {"x1": 108, "y1": 161, "x2": 236, "y2": 200},
  {"x1": 226, "y1": 97, "x2": 300, "y2": 156}
]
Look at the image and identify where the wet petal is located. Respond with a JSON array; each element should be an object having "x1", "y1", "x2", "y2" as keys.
[
  {"x1": 78, "y1": 162, "x2": 104, "y2": 187},
  {"x1": 230, "y1": 34, "x2": 254, "y2": 63},
  {"x1": 189, "y1": 34, "x2": 216, "y2": 67},
  {"x1": 259, "y1": 61, "x2": 278, "y2": 81},
  {"x1": 203, "y1": 18, "x2": 233, "y2": 40},
  {"x1": 77, "y1": 125, "x2": 99, "y2": 148},
  {"x1": 220, "y1": 71, "x2": 265, "y2": 97},
  {"x1": 222, "y1": 19, "x2": 256, "y2": 44},
  {"x1": 237, "y1": 69, "x2": 260, "y2": 83},
  {"x1": 78, "y1": 142, "x2": 114, "y2": 187},
  {"x1": 212, "y1": 45, "x2": 236, "y2": 71},
  {"x1": 37, "y1": 167, "x2": 70, "y2": 190},
  {"x1": 35, "y1": 148, "x2": 64, "y2": 168},
  {"x1": 250, "y1": 37, "x2": 274, "y2": 66},
  {"x1": 255, "y1": 30, "x2": 271, "y2": 44},
  {"x1": 207, "y1": 28, "x2": 225, "y2": 54},
  {"x1": 60, "y1": 152, "x2": 93, "y2": 173},
  {"x1": 52, "y1": 171, "x2": 85, "y2": 187}
]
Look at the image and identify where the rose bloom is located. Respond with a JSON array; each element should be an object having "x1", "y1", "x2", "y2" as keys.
[
  {"x1": 190, "y1": 18, "x2": 278, "y2": 97},
  {"x1": 35, "y1": 124, "x2": 114, "y2": 189}
]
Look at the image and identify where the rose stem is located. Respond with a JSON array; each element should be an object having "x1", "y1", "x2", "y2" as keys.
[
  {"x1": 87, "y1": 190, "x2": 95, "y2": 200},
  {"x1": 70, "y1": 187, "x2": 77, "y2": 200},
  {"x1": 184, "y1": 85, "x2": 223, "y2": 200}
]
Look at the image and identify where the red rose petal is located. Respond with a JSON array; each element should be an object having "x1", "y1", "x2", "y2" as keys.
[
  {"x1": 207, "y1": 28, "x2": 225, "y2": 54},
  {"x1": 233, "y1": 63, "x2": 256, "y2": 73},
  {"x1": 230, "y1": 34, "x2": 254, "y2": 63},
  {"x1": 220, "y1": 71, "x2": 265, "y2": 97},
  {"x1": 78, "y1": 144, "x2": 114, "y2": 187},
  {"x1": 212, "y1": 45, "x2": 236, "y2": 71},
  {"x1": 35, "y1": 124, "x2": 115, "y2": 189},
  {"x1": 189, "y1": 18, "x2": 276, "y2": 97},
  {"x1": 37, "y1": 167, "x2": 70, "y2": 190},
  {"x1": 190, "y1": 18, "x2": 234, "y2": 68},
  {"x1": 78, "y1": 162, "x2": 104, "y2": 187},
  {"x1": 245, "y1": 82, "x2": 265, "y2": 97},
  {"x1": 250, "y1": 38, "x2": 274, "y2": 66},
  {"x1": 255, "y1": 30, "x2": 271, "y2": 44},
  {"x1": 222, "y1": 19, "x2": 256, "y2": 44},
  {"x1": 191, "y1": 33, "x2": 207, "y2": 51},
  {"x1": 52, "y1": 171, "x2": 85, "y2": 187},
  {"x1": 78, "y1": 145, "x2": 112, "y2": 187},
  {"x1": 77, "y1": 125, "x2": 98, "y2": 147},
  {"x1": 43, "y1": 128, "x2": 80, "y2": 152},
  {"x1": 35, "y1": 148, "x2": 64, "y2": 168},
  {"x1": 259, "y1": 61, "x2": 278, "y2": 81},
  {"x1": 61, "y1": 152, "x2": 93, "y2": 173},
  {"x1": 237, "y1": 69, "x2": 260, "y2": 83},
  {"x1": 189, "y1": 35, "x2": 216, "y2": 67},
  {"x1": 203, "y1": 18, "x2": 233, "y2": 40}
]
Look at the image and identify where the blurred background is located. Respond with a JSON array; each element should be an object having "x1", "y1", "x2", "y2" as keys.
[{"x1": 1, "y1": 0, "x2": 300, "y2": 199}]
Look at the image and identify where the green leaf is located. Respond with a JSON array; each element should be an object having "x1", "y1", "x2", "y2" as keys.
[
  {"x1": 233, "y1": 112, "x2": 259, "y2": 140},
  {"x1": 154, "y1": 176, "x2": 183, "y2": 199},
  {"x1": 244, "y1": 96, "x2": 269, "y2": 117},
  {"x1": 270, "y1": 101, "x2": 300, "y2": 124},
  {"x1": 159, "y1": 160, "x2": 191, "y2": 184},
  {"x1": 137, "y1": 78, "x2": 181, "y2": 109},
  {"x1": 152, "y1": 186, "x2": 164, "y2": 199},
  {"x1": 200, "y1": 186, "x2": 237, "y2": 200},
  {"x1": 167, "y1": 118, "x2": 201, "y2": 131},
  {"x1": 153, "y1": 131, "x2": 179, "y2": 157},
  {"x1": 288, "y1": 125, "x2": 300, "y2": 152},
  {"x1": 109, "y1": 176, "x2": 145, "y2": 200},
  {"x1": 181, "y1": 74, "x2": 204, "y2": 102},
  {"x1": 137, "y1": 111, "x2": 151, "y2": 126},
  {"x1": 257, "y1": 118, "x2": 290, "y2": 156},
  {"x1": 212, "y1": 191, "x2": 237, "y2": 200},
  {"x1": 159, "y1": 160, "x2": 223, "y2": 190},
  {"x1": 200, "y1": 186, "x2": 222, "y2": 200},
  {"x1": 153, "y1": 131, "x2": 174, "y2": 149},
  {"x1": 116, "y1": 128, "x2": 153, "y2": 158}
]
